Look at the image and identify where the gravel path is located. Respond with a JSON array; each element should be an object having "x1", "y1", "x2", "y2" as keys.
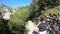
[{"x1": 28, "y1": 20, "x2": 36, "y2": 34}]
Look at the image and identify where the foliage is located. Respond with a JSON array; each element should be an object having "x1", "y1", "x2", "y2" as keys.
[
  {"x1": 8, "y1": 6, "x2": 29, "y2": 34},
  {"x1": 43, "y1": 6, "x2": 60, "y2": 16},
  {"x1": 37, "y1": 6, "x2": 60, "y2": 19},
  {"x1": 29, "y1": 0, "x2": 60, "y2": 20},
  {"x1": 0, "y1": 17, "x2": 11, "y2": 34}
]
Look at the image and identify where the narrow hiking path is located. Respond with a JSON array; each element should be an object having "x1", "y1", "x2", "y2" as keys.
[{"x1": 27, "y1": 20, "x2": 36, "y2": 34}]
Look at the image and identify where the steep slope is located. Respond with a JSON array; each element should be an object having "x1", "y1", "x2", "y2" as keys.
[{"x1": 0, "y1": 4, "x2": 12, "y2": 20}]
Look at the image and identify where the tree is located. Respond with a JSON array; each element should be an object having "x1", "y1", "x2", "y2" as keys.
[
  {"x1": 8, "y1": 6, "x2": 29, "y2": 34},
  {"x1": 28, "y1": 0, "x2": 60, "y2": 20}
]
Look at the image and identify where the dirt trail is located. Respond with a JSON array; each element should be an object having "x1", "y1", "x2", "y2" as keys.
[{"x1": 28, "y1": 20, "x2": 36, "y2": 34}]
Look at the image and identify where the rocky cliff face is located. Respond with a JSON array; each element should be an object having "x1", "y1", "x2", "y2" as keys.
[
  {"x1": 0, "y1": 4, "x2": 12, "y2": 20},
  {"x1": 13, "y1": 6, "x2": 20, "y2": 12}
]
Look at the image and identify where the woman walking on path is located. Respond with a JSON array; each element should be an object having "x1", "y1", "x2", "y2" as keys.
[{"x1": 37, "y1": 16, "x2": 49, "y2": 34}]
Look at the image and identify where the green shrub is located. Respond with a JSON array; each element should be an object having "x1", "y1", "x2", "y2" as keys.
[
  {"x1": 8, "y1": 7, "x2": 29, "y2": 34},
  {"x1": 43, "y1": 6, "x2": 60, "y2": 16}
]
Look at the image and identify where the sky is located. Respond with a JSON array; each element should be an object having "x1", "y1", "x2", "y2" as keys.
[{"x1": 0, "y1": 0, "x2": 32, "y2": 8}]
